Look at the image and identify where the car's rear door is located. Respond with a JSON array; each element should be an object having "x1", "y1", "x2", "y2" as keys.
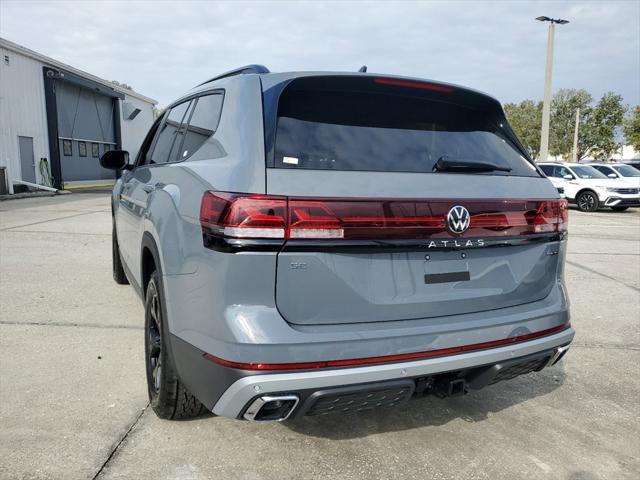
[{"x1": 118, "y1": 100, "x2": 192, "y2": 285}]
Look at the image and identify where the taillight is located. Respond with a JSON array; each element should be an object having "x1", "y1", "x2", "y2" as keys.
[
  {"x1": 288, "y1": 199, "x2": 444, "y2": 239},
  {"x1": 529, "y1": 199, "x2": 569, "y2": 233},
  {"x1": 200, "y1": 192, "x2": 568, "y2": 242},
  {"x1": 200, "y1": 192, "x2": 287, "y2": 239}
]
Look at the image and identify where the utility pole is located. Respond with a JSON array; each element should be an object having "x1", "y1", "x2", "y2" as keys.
[
  {"x1": 536, "y1": 16, "x2": 569, "y2": 162},
  {"x1": 572, "y1": 108, "x2": 580, "y2": 162}
]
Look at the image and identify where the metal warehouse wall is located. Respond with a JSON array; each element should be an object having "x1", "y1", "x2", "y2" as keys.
[
  {"x1": 0, "y1": 45, "x2": 50, "y2": 192},
  {"x1": 0, "y1": 39, "x2": 157, "y2": 193}
]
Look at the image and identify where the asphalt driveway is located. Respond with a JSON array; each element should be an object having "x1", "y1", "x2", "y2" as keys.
[{"x1": 1, "y1": 193, "x2": 638, "y2": 479}]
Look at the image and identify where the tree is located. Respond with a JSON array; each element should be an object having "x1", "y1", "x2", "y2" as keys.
[
  {"x1": 153, "y1": 106, "x2": 166, "y2": 119},
  {"x1": 504, "y1": 100, "x2": 543, "y2": 159},
  {"x1": 549, "y1": 90, "x2": 625, "y2": 161},
  {"x1": 549, "y1": 89, "x2": 592, "y2": 160},
  {"x1": 111, "y1": 80, "x2": 134, "y2": 91},
  {"x1": 623, "y1": 105, "x2": 640, "y2": 151},
  {"x1": 585, "y1": 92, "x2": 626, "y2": 160}
]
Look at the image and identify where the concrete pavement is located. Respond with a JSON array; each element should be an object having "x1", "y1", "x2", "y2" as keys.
[{"x1": 1, "y1": 193, "x2": 638, "y2": 479}]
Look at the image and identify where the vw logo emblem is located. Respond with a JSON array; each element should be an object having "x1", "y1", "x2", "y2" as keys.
[{"x1": 447, "y1": 205, "x2": 470, "y2": 234}]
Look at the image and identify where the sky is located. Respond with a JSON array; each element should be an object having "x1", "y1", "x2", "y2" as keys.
[{"x1": 1, "y1": 0, "x2": 638, "y2": 108}]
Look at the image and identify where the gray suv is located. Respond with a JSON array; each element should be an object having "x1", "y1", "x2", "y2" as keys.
[{"x1": 101, "y1": 66, "x2": 573, "y2": 422}]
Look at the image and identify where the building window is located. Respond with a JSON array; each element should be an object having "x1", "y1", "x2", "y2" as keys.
[
  {"x1": 91, "y1": 143, "x2": 99, "y2": 157},
  {"x1": 103, "y1": 143, "x2": 111, "y2": 154},
  {"x1": 78, "y1": 142, "x2": 87, "y2": 157},
  {"x1": 62, "y1": 140, "x2": 72, "y2": 156}
]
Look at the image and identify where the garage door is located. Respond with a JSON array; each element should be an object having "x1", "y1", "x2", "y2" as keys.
[{"x1": 56, "y1": 82, "x2": 117, "y2": 182}]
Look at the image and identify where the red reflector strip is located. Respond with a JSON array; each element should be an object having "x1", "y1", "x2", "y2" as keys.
[
  {"x1": 203, "y1": 323, "x2": 570, "y2": 371},
  {"x1": 374, "y1": 77, "x2": 455, "y2": 93}
]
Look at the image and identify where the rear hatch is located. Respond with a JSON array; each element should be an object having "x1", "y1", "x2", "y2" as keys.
[{"x1": 262, "y1": 75, "x2": 566, "y2": 325}]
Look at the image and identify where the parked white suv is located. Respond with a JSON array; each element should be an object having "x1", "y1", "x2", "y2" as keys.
[
  {"x1": 587, "y1": 163, "x2": 640, "y2": 188},
  {"x1": 538, "y1": 162, "x2": 640, "y2": 212}
]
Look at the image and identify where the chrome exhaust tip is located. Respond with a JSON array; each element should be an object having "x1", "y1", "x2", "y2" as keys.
[
  {"x1": 547, "y1": 345, "x2": 570, "y2": 367},
  {"x1": 243, "y1": 395, "x2": 299, "y2": 422}
]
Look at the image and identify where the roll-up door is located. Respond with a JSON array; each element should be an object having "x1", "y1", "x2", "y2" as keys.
[{"x1": 56, "y1": 82, "x2": 117, "y2": 182}]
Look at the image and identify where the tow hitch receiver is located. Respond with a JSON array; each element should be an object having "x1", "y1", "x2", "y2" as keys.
[
  {"x1": 447, "y1": 379, "x2": 467, "y2": 397},
  {"x1": 434, "y1": 378, "x2": 468, "y2": 398}
]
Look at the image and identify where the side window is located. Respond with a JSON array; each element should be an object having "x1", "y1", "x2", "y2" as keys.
[
  {"x1": 177, "y1": 94, "x2": 223, "y2": 161},
  {"x1": 539, "y1": 165, "x2": 553, "y2": 176},
  {"x1": 556, "y1": 166, "x2": 571, "y2": 178},
  {"x1": 146, "y1": 101, "x2": 191, "y2": 165}
]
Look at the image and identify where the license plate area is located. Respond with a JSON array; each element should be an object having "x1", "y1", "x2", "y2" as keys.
[
  {"x1": 424, "y1": 271, "x2": 471, "y2": 284},
  {"x1": 424, "y1": 255, "x2": 470, "y2": 284}
]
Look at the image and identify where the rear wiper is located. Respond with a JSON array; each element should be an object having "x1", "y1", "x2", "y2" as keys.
[{"x1": 434, "y1": 156, "x2": 512, "y2": 173}]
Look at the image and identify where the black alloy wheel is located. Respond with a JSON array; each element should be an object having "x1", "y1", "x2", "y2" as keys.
[
  {"x1": 577, "y1": 191, "x2": 598, "y2": 212},
  {"x1": 144, "y1": 271, "x2": 206, "y2": 419},
  {"x1": 146, "y1": 278, "x2": 163, "y2": 395}
]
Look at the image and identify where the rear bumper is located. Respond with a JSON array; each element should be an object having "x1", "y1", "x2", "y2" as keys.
[{"x1": 211, "y1": 327, "x2": 574, "y2": 419}]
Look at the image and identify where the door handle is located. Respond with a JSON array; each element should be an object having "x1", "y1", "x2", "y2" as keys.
[{"x1": 141, "y1": 184, "x2": 156, "y2": 194}]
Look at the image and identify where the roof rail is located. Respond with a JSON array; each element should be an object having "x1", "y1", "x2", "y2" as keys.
[{"x1": 196, "y1": 64, "x2": 270, "y2": 87}]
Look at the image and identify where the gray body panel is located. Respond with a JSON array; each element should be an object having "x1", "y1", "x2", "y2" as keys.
[
  {"x1": 276, "y1": 243, "x2": 560, "y2": 325},
  {"x1": 111, "y1": 69, "x2": 572, "y2": 419}
]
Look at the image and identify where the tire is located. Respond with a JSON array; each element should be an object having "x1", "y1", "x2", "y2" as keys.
[
  {"x1": 576, "y1": 191, "x2": 599, "y2": 212},
  {"x1": 611, "y1": 206, "x2": 629, "y2": 212},
  {"x1": 145, "y1": 271, "x2": 206, "y2": 420},
  {"x1": 112, "y1": 223, "x2": 129, "y2": 285}
]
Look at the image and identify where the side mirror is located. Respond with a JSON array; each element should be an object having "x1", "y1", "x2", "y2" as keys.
[
  {"x1": 563, "y1": 174, "x2": 573, "y2": 180},
  {"x1": 607, "y1": 173, "x2": 618, "y2": 178},
  {"x1": 100, "y1": 150, "x2": 130, "y2": 170}
]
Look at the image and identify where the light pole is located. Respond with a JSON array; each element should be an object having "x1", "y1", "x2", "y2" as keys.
[
  {"x1": 536, "y1": 16, "x2": 569, "y2": 162},
  {"x1": 572, "y1": 107, "x2": 580, "y2": 163}
]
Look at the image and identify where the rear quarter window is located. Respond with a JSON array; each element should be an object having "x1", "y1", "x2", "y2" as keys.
[
  {"x1": 179, "y1": 93, "x2": 224, "y2": 161},
  {"x1": 147, "y1": 100, "x2": 192, "y2": 165}
]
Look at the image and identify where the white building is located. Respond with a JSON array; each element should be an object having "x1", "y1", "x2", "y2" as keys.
[{"x1": 0, "y1": 37, "x2": 157, "y2": 193}]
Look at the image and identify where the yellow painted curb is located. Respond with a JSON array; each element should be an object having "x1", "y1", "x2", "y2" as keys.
[{"x1": 64, "y1": 183, "x2": 114, "y2": 190}]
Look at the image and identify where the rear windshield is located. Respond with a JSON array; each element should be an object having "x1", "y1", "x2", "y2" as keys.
[{"x1": 273, "y1": 86, "x2": 536, "y2": 176}]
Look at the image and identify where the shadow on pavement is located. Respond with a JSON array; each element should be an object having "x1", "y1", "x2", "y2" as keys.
[{"x1": 284, "y1": 365, "x2": 566, "y2": 440}]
